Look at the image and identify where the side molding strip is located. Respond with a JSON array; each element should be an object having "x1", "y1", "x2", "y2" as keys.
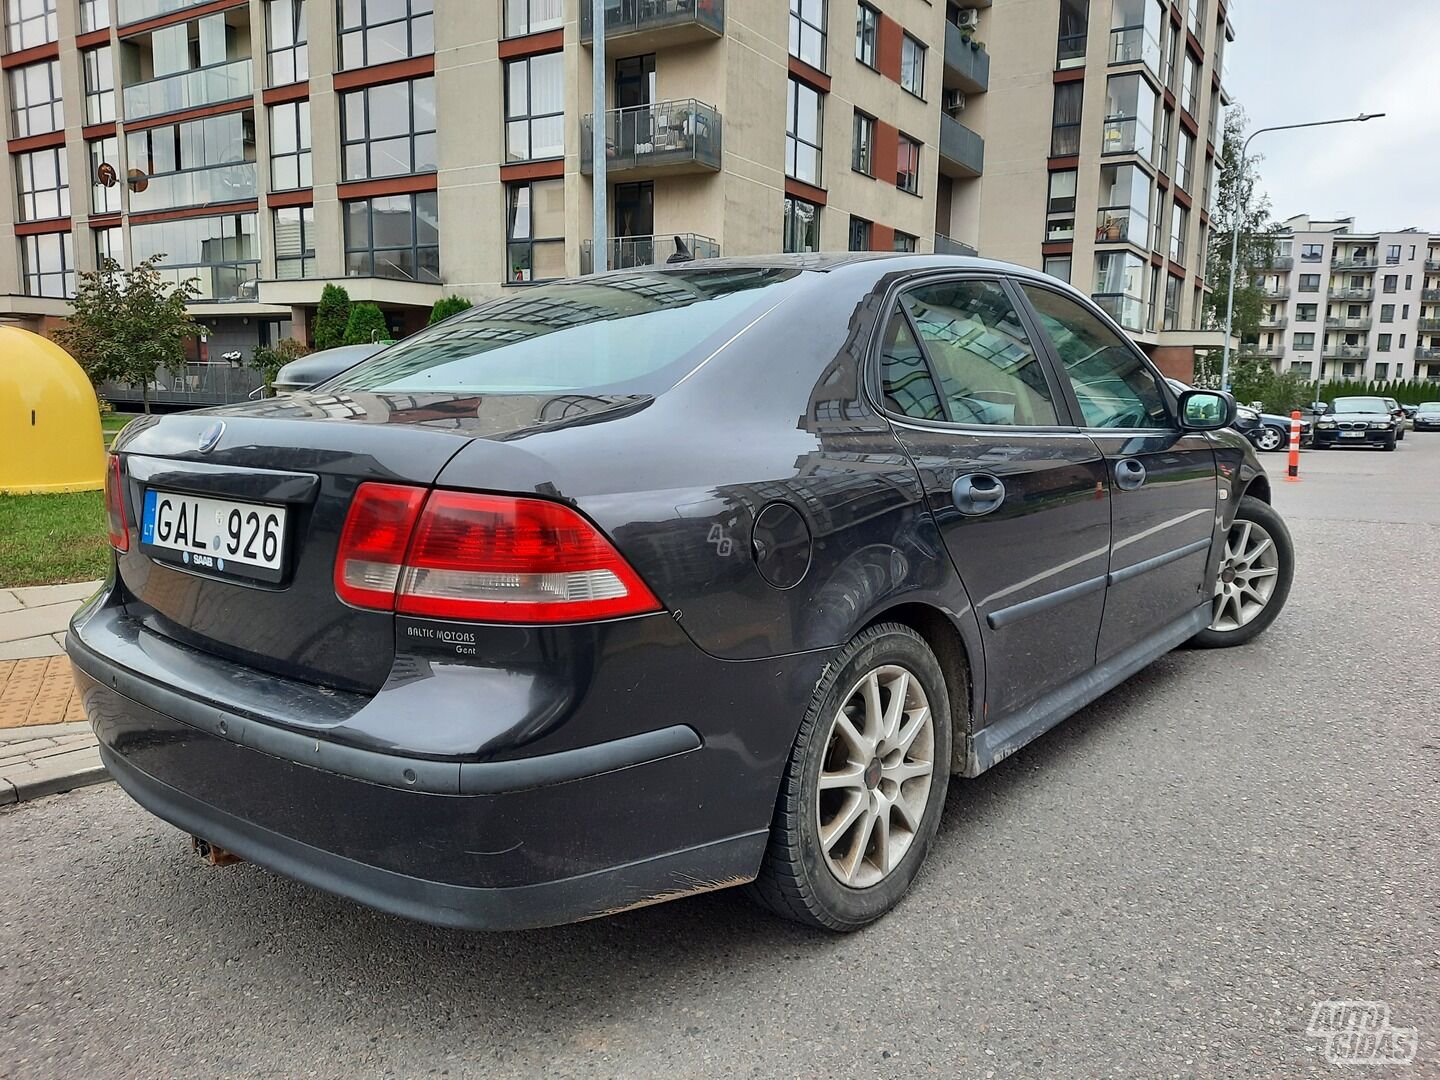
[
  {"x1": 1107, "y1": 537, "x2": 1213, "y2": 586},
  {"x1": 986, "y1": 574, "x2": 1107, "y2": 630}
]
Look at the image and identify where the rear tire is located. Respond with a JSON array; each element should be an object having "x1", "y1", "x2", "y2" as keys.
[
  {"x1": 749, "y1": 623, "x2": 952, "y2": 931},
  {"x1": 1189, "y1": 496, "x2": 1294, "y2": 649}
]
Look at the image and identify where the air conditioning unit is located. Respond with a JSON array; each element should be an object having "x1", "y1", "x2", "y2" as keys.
[
  {"x1": 955, "y1": 7, "x2": 980, "y2": 31},
  {"x1": 943, "y1": 89, "x2": 967, "y2": 114}
]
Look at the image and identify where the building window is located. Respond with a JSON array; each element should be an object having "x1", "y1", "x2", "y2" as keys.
[
  {"x1": 345, "y1": 191, "x2": 440, "y2": 282},
  {"x1": 1374, "y1": 362, "x2": 1388, "y2": 380},
  {"x1": 1377, "y1": 333, "x2": 1392, "y2": 353},
  {"x1": 1382, "y1": 274, "x2": 1397, "y2": 294},
  {"x1": 1096, "y1": 163, "x2": 1148, "y2": 247},
  {"x1": 1380, "y1": 303, "x2": 1395, "y2": 323},
  {"x1": 1387, "y1": 244, "x2": 1401, "y2": 264},
  {"x1": 15, "y1": 147, "x2": 68, "y2": 222},
  {"x1": 1156, "y1": 104, "x2": 1172, "y2": 175},
  {"x1": 785, "y1": 77, "x2": 822, "y2": 186},
  {"x1": 1299, "y1": 274, "x2": 1320, "y2": 293},
  {"x1": 1180, "y1": 49, "x2": 1199, "y2": 116},
  {"x1": 893, "y1": 231, "x2": 917, "y2": 253},
  {"x1": 94, "y1": 224, "x2": 122, "y2": 269},
  {"x1": 504, "y1": 0, "x2": 561, "y2": 37},
  {"x1": 1102, "y1": 73, "x2": 1156, "y2": 160},
  {"x1": 900, "y1": 34, "x2": 925, "y2": 97},
  {"x1": 266, "y1": 0, "x2": 308, "y2": 87},
  {"x1": 1169, "y1": 204, "x2": 1187, "y2": 264},
  {"x1": 1163, "y1": 273, "x2": 1181, "y2": 330},
  {"x1": 1187, "y1": 0, "x2": 1204, "y2": 38},
  {"x1": 848, "y1": 215, "x2": 870, "y2": 252},
  {"x1": 790, "y1": 0, "x2": 825, "y2": 70},
  {"x1": 4, "y1": 0, "x2": 55, "y2": 52},
  {"x1": 1057, "y1": 0, "x2": 1087, "y2": 68},
  {"x1": 1110, "y1": 0, "x2": 1163, "y2": 76},
  {"x1": 504, "y1": 53, "x2": 563, "y2": 162},
  {"x1": 852, "y1": 110, "x2": 873, "y2": 175},
  {"x1": 783, "y1": 195, "x2": 820, "y2": 253},
  {"x1": 88, "y1": 136, "x2": 120, "y2": 214},
  {"x1": 1175, "y1": 127, "x2": 1194, "y2": 193},
  {"x1": 1296, "y1": 303, "x2": 1317, "y2": 322},
  {"x1": 131, "y1": 212, "x2": 259, "y2": 300},
  {"x1": 505, "y1": 179, "x2": 563, "y2": 283},
  {"x1": 1047, "y1": 169, "x2": 1077, "y2": 242},
  {"x1": 125, "y1": 111, "x2": 257, "y2": 213},
  {"x1": 1051, "y1": 82, "x2": 1083, "y2": 156},
  {"x1": 1092, "y1": 249, "x2": 1147, "y2": 330},
  {"x1": 20, "y1": 230, "x2": 72, "y2": 297},
  {"x1": 79, "y1": 0, "x2": 109, "y2": 31},
  {"x1": 338, "y1": 0, "x2": 434, "y2": 71},
  {"x1": 896, "y1": 133, "x2": 920, "y2": 194},
  {"x1": 1044, "y1": 255, "x2": 1073, "y2": 283},
  {"x1": 1402, "y1": 304, "x2": 1410, "y2": 319},
  {"x1": 1293, "y1": 332, "x2": 1315, "y2": 351},
  {"x1": 341, "y1": 76, "x2": 437, "y2": 180},
  {"x1": 8, "y1": 59, "x2": 63, "y2": 138},
  {"x1": 82, "y1": 46, "x2": 114, "y2": 126},
  {"x1": 270, "y1": 100, "x2": 312, "y2": 190},
  {"x1": 855, "y1": 2, "x2": 877, "y2": 67},
  {"x1": 1404, "y1": 274, "x2": 1412, "y2": 290},
  {"x1": 1300, "y1": 243, "x2": 1323, "y2": 262},
  {"x1": 273, "y1": 205, "x2": 315, "y2": 279}
]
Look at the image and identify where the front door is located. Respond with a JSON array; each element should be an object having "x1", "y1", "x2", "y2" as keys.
[
  {"x1": 877, "y1": 276, "x2": 1112, "y2": 720},
  {"x1": 1018, "y1": 282, "x2": 1218, "y2": 662}
]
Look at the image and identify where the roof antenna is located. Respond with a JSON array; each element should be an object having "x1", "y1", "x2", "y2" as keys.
[{"x1": 666, "y1": 235, "x2": 694, "y2": 264}]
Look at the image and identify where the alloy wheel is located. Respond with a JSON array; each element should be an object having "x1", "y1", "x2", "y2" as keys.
[
  {"x1": 816, "y1": 665, "x2": 935, "y2": 889},
  {"x1": 1255, "y1": 427, "x2": 1284, "y2": 451},
  {"x1": 1210, "y1": 519, "x2": 1281, "y2": 632}
]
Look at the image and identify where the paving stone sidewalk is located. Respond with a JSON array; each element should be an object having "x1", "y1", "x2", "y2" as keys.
[{"x1": 0, "y1": 581, "x2": 108, "y2": 805}]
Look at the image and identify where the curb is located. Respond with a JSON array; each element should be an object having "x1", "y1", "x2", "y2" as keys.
[{"x1": 0, "y1": 728, "x2": 111, "y2": 807}]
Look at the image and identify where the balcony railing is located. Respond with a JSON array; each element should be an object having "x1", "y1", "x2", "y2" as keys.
[
  {"x1": 1261, "y1": 256, "x2": 1294, "y2": 270},
  {"x1": 1244, "y1": 346, "x2": 1286, "y2": 358},
  {"x1": 935, "y1": 233, "x2": 977, "y2": 257},
  {"x1": 581, "y1": 99, "x2": 721, "y2": 175},
  {"x1": 1109, "y1": 26, "x2": 1160, "y2": 75},
  {"x1": 128, "y1": 162, "x2": 257, "y2": 214},
  {"x1": 1095, "y1": 208, "x2": 1147, "y2": 247},
  {"x1": 1325, "y1": 317, "x2": 1372, "y2": 331},
  {"x1": 939, "y1": 112, "x2": 985, "y2": 177},
  {"x1": 580, "y1": 232, "x2": 719, "y2": 274},
  {"x1": 1323, "y1": 345, "x2": 1370, "y2": 359},
  {"x1": 1416, "y1": 347, "x2": 1440, "y2": 360},
  {"x1": 1330, "y1": 255, "x2": 1378, "y2": 271},
  {"x1": 1330, "y1": 287, "x2": 1373, "y2": 301},
  {"x1": 1426, "y1": 257, "x2": 1440, "y2": 272},
  {"x1": 1257, "y1": 316, "x2": 1288, "y2": 329},
  {"x1": 1092, "y1": 293, "x2": 1147, "y2": 332},
  {"x1": 1419, "y1": 318, "x2": 1440, "y2": 332},
  {"x1": 123, "y1": 58, "x2": 252, "y2": 122},
  {"x1": 580, "y1": 0, "x2": 724, "y2": 44},
  {"x1": 1101, "y1": 115, "x2": 1153, "y2": 158},
  {"x1": 117, "y1": 0, "x2": 210, "y2": 25},
  {"x1": 1259, "y1": 287, "x2": 1290, "y2": 300},
  {"x1": 944, "y1": 21, "x2": 989, "y2": 94},
  {"x1": 1421, "y1": 288, "x2": 1440, "y2": 302}
]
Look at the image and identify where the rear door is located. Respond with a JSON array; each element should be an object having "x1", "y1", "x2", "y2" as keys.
[
  {"x1": 1016, "y1": 282, "x2": 1218, "y2": 662},
  {"x1": 875, "y1": 275, "x2": 1112, "y2": 720}
]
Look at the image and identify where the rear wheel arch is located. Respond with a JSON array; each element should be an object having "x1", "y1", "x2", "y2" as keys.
[{"x1": 862, "y1": 602, "x2": 975, "y2": 775}]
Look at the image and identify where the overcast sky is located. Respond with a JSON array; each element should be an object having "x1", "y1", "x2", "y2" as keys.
[{"x1": 1224, "y1": 0, "x2": 1440, "y2": 232}]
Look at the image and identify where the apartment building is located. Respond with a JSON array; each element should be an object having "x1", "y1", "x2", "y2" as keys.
[
  {"x1": 0, "y1": 0, "x2": 997, "y2": 403},
  {"x1": 1249, "y1": 215, "x2": 1440, "y2": 384}
]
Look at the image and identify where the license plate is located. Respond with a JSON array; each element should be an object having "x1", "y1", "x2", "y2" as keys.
[
  {"x1": 1339, "y1": 431, "x2": 1364, "y2": 439},
  {"x1": 140, "y1": 489, "x2": 288, "y2": 583}
]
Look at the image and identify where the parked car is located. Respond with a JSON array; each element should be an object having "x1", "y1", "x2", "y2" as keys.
[
  {"x1": 71, "y1": 255, "x2": 1294, "y2": 933},
  {"x1": 1312, "y1": 396, "x2": 1400, "y2": 450},
  {"x1": 1381, "y1": 396, "x2": 1408, "y2": 440},
  {"x1": 271, "y1": 343, "x2": 387, "y2": 394},
  {"x1": 1413, "y1": 402, "x2": 1440, "y2": 431},
  {"x1": 1248, "y1": 411, "x2": 1313, "y2": 452},
  {"x1": 1399, "y1": 403, "x2": 1420, "y2": 420}
]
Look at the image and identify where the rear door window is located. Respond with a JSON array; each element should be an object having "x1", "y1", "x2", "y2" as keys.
[{"x1": 879, "y1": 279, "x2": 1061, "y2": 426}]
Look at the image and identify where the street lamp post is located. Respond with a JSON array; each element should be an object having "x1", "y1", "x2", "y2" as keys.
[
  {"x1": 1219, "y1": 112, "x2": 1385, "y2": 394},
  {"x1": 591, "y1": 0, "x2": 608, "y2": 275}
]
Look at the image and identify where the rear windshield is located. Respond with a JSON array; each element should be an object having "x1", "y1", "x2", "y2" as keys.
[
  {"x1": 325, "y1": 267, "x2": 804, "y2": 396},
  {"x1": 1331, "y1": 397, "x2": 1387, "y2": 413}
]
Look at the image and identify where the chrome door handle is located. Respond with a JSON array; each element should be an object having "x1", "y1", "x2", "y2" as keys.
[
  {"x1": 1115, "y1": 458, "x2": 1147, "y2": 491},
  {"x1": 952, "y1": 473, "x2": 1006, "y2": 517}
]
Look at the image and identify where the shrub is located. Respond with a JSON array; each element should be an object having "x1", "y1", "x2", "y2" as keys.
[
  {"x1": 428, "y1": 294, "x2": 473, "y2": 325},
  {"x1": 343, "y1": 302, "x2": 389, "y2": 346},
  {"x1": 252, "y1": 338, "x2": 312, "y2": 392},
  {"x1": 313, "y1": 284, "x2": 352, "y2": 350}
]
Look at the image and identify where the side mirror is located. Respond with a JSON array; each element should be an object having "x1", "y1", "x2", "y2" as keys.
[{"x1": 1177, "y1": 389, "x2": 1237, "y2": 432}]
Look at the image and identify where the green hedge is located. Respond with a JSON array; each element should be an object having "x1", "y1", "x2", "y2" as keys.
[{"x1": 1313, "y1": 379, "x2": 1440, "y2": 406}]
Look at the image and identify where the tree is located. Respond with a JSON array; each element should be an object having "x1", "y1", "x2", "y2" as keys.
[
  {"x1": 428, "y1": 294, "x2": 473, "y2": 325},
  {"x1": 54, "y1": 256, "x2": 201, "y2": 414},
  {"x1": 251, "y1": 338, "x2": 311, "y2": 394},
  {"x1": 313, "y1": 284, "x2": 352, "y2": 350},
  {"x1": 343, "y1": 302, "x2": 389, "y2": 346},
  {"x1": 1202, "y1": 108, "x2": 1279, "y2": 348}
]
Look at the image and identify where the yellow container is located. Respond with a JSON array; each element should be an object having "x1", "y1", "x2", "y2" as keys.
[{"x1": 0, "y1": 325, "x2": 107, "y2": 494}]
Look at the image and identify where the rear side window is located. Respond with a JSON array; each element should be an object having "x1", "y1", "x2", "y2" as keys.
[
  {"x1": 880, "y1": 279, "x2": 1060, "y2": 426},
  {"x1": 328, "y1": 268, "x2": 803, "y2": 395},
  {"x1": 1021, "y1": 284, "x2": 1169, "y2": 429}
]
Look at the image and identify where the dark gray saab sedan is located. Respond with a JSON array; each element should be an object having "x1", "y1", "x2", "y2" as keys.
[{"x1": 71, "y1": 255, "x2": 1294, "y2": 932}]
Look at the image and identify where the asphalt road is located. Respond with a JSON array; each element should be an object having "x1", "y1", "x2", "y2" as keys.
[{"x1": 3, "y1": 435, "x2": 1438, "y2": 1080}]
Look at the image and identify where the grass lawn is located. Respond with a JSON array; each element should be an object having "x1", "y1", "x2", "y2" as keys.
[
  {"x1": 102, "y1": 412, "x2": 142, "y2": 447},
  {"x1": 0, "y1": 490, "x2": 110, "y2": 589}
]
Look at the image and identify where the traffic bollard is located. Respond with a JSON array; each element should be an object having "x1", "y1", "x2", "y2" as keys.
[{"x1": 1286, "y1": 410, "x2": 1301, "y2": 482}]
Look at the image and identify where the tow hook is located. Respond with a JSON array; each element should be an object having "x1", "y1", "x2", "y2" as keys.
[{"x1": 191, "y1": 836, "x2": 243, "y2": 867}]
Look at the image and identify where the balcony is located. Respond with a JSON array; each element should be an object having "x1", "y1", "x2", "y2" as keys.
[
  {"x1": 581, "y1": 99, "x2": 721, "y2": 177},
  {"x1": 1426, "y1": 258, "x2": 1440, "y2": 272},
  {"x1": 580, "y1": 232, "x2": 719, "y2": 274},
  {"x1": 1421, "y1": 289, "x2": 1440, "y2": 302},
  {"x1": 1259, "y1": 287, "x2": 1290, "y2": 300},
  {"x1": 944, "y1": 21, "x2": 989, "y2": 94},
  {"x1": 1257, "y1": 316, "x2": 1288, "y2": 329},
  {"x1": 1109, "y1": 26, "x2": 1160, "y2": 74},
  {"x1": 117, "y1": 0, "x2": 210, "y2": 25},
  {"x1": 1244, "y1": 345, "x2": 1286, "y2": 359},
  {"x1": 1416, "y1": 347, "x2": 1440, "y2": 360},
  {"x1": 580, "y1": 0, "x2": 724, "y2": 49},
  {"x1": 1330, "y1": 287, "x2": 1373, "y2": 302},
  {"x1": 1325, "y1": 317, "x2": 1372, "y2": 331},
  {"x1": 1092, "y1": 293, "x2": 1147, "y2": 332},
  {"x1": 1330, "y1": 255, "x2": 1378, "y2": 271},
  {"x1": 1323, "y1": 344, "x2": 1370, "y2": 359},
  {"x1": 122, "y1": 58, "x2": 252, "y2": 122},
  {"x1": 128, "y1": 162, "x2": 257, "y2": 214},
  {"x1": 1095, "y1": 207, "x2": 1147, "y2": 248},
  {"x1": 1260, "y1": 256, "x2": 1294, "y2": 270},
  {"x1": 935, "y1": 233, "x2": 977, "y2": 256},
  {"x1": 939, "y1": 112, "x2": 985, "y2": 178},
  {"x1": 1419, "y1": 318, "x2": 1440, "y2": 332}
]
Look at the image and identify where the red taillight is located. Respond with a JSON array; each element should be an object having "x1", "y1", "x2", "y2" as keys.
[
  {"x1": 105, "y1": 454, "x2": 129, "y2": 552},
  {"x1": 334, "y1": 485, "x2": 661, "y2": 624},
  {"x1": 334, "y1": 483, "x2": 427, "y2": 609}
]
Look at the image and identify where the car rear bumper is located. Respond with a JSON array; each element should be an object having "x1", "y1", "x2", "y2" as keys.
[{"x1": 67, "y1": 596, "x2": 827, "y2": 930}]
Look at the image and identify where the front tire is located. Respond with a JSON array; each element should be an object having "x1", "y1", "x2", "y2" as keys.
[
  {"x1": 750, "y1": 623, "x2": 953, "y2": 931},
  {"x1": 1253, "y1": 426, "x2": 1285, "y2": 452},
  {"x1": 1189, "y1": 496, "x2": 1294, "y2": 649},
  {"x1": 1383, "y1": 434, "x2": 1397, "y2": 451}
]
